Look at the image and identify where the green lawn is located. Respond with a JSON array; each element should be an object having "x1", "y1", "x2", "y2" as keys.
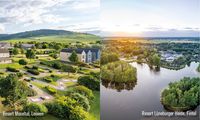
[
  {"x1": 90, "y1": 91, "x2": 100, "y2": 120},
  {"x1": 0, "y1": 63, "x2": 23, "y2": 69}
]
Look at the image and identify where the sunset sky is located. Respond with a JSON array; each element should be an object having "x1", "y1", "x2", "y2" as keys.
[
  {"x1": 0, "y1": 0, "x2": 100, "y2": 34},
  {"x1": 101, "y1": 0, "x2": 200, "y2": 37}
]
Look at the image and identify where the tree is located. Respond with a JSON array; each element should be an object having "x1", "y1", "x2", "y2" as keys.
[
  {"x1": 78, "y1": 75, "x2": 100, "y2": 91},
  {"x1": 0, "y1": 74, "x2": 29, "y2": 110},
  {"x1": 72, "y1": 85, "x2": 94, "y2": 100},
  {"x1": 161, "y1": 77, "x2": 200, "y2": 111},
  {"x1": 69, "y1": 51, "x2": 78, "y2": 63},
  {"x1": 69, "y1": 93, "x2": 90, "y2": 111},
  {"x1": 19, "y1": 59, "x2": 28, "y2": 65},
  {"x1": 26, "y1": 49, "x2": 35, "y2": 60},
  {"x1": 23, "y1": 103, "x2": 48, "y2": 114},
  {"x1": 152, "y1": 54, "x2": 161, "y2": 67},
  {"x1": 62, "y1": 65, "x2": 76, "y2": 76},
  {"x1": 45, "y1": 96, "x2": 90, "y2": 120},
  {"x1": 12, "y1": 48, "x2": 19, "y2": 55}
]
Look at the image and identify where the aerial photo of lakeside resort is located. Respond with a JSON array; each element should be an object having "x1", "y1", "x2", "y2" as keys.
[
  {"x1": 101, "y1": 0, "x2": 199, "y2": 120},
  {"x1": 0, "y1": 0, "x2": 100, "y2": 120}
]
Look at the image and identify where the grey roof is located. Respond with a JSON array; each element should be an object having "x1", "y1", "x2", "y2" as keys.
[
  {"x1": 0, "y1": 42, "x2": 10, "y2": 47},
  {"x1": 61, "y1": 48, "x2": 100, "y2": 54},
  {"x1": 0, "y1": 49, "x2": 9, "y2": 53},
  {"x1": 21, "y1": 44, "x2": 35, "y2": 48}
]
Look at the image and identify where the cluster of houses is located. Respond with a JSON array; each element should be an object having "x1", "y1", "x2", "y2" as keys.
[
  {"x1": 160, "y1": 50, "x2": 183, "y2": 62},
  {"x1": 0, "y1": 42, "x2": 12, "y2": 63},
  {"x1": 0, "y1": 42, "x2": 100, "y2": 64},
  {"x1": 60, "y1": 48, "x2": 100, "y2": 63}
]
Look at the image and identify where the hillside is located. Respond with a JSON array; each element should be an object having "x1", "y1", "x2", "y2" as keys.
[{"x1": 0, "y1": 29, "x2": 100, "y2": 43}]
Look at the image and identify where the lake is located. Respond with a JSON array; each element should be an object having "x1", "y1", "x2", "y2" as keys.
[{"x1": 101, "y1": 62, "x2": 200, "y2": 120}]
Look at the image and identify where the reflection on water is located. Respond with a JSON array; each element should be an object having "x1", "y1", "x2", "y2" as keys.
[
  {"x1": 101, "y1": 62, "x2": 200, "y2": 120},
  {"x1": 102, "y1": 81, "x2": 137, "y2": 92}
]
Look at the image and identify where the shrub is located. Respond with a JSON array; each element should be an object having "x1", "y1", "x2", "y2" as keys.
[
  {"x1": 23, "y1": 103, "x2": 48, "y2": 114},
  {"x1": 78, "y1": 75, "x2": 100, "y2": 91},
  {"x1": 45, "y1": 86, "x2": 57, "y2": 94},
  {"x1": 77, "y1": 62, "x2": 91, "y2": 68},
  {"x1": 27, "y1": 69, "x2": 40, "y2": 75},
  {"x1": 16, "y1": 72, "x2": 23, "y2": 78},
  {"x1": 24, "y1": 65, "x2": 32, "y2": 69},
  {"x1": 45, "y1": 96, "x2": 90, "y2": 120},
  {"x1": 19, "y1": 59, "x2": 28, "y2": 65},
  {"x1": 69, "y1": 106, "x2": 90, "y2": 120},
  {"x1": 27, "y1": 88, "x2": 37, "y2": 97},
  {"x1": 73, "y1": 86, "x2": 94, "y2": 100},
  {"x1": 52, "y1": 62, "x2": 62, "y2": 69},
  {"x1": 62, "y1": 65, "x2": 76, "y2": 73},
  {"x1": 69, "y1": 93, "x2": 90, "y2": 111},
  {"x1": 32, "y1": 66, "x2": 38, "y2": 70},
  {"x1": 6, "y1": 67, "x2": 19, "y2": 72},
  {"x1": 44, "y1": 77, "x2": 53, "y2": 83}
]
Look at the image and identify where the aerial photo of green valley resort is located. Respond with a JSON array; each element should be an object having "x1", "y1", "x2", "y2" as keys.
[
  {"x1": 0, "y1": 1, "x2": 100, "y2": 120},
  {"x1": 101, "y1": 0, "x2": 199, "y2": 120}
]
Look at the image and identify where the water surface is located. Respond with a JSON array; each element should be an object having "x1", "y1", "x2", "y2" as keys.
[{"x1": 101, "y1": 62, "x2": 200, "y2": 120}]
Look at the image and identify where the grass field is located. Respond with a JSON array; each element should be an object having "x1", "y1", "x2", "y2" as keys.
[
  {"x1": 1, "y1": 34, "x2": 101, "y2": 43},
  {"x1": 90, "y1": 91, "x2": 100, "y2": 120}
]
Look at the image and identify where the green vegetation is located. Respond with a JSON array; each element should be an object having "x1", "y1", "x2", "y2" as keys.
[
  {"x1": 45, "y1": 86, "x2": 57, "y2": 94},
  {"x1": 23, "y1": 103, "x2": 48, "y2": 114},
  {"x1": 69, "y1": 92, "x2": 90, "y2": 111},
  {"x1": 89, "y1": 91, "x2": 100, "y2": 120},
  {"x1": 27, "y1": 69, "x2": 40, "y2": 75},
  {"x1": 45, "y1": 96, "x2": 90, "y2": 120},
  {"x1": 78, "y1": 75, "x2": 100, "y2": 91},
  {"x1": 18, "y1": 59, "x2": 28, "y2": 65},
  {"x1": 161, "y1": 77, "x2": 200, "y2": 111},
  {"x1": 101, "y1": 52, "x2": 119, "y2": 65},
  {"x1": 26, "y1": 49, "x2": 36, "y2": 60},
  {"x1": 0, "y1": 31, "x2": 100, "y2": 119},
  {"x1": 72, "y1": 85, "x2": 94, "y2": 100},
  {"x1": 69, "y1": 51, "x2": 78, "y2": 63},
  {"x1": 6, "y1": 67, "x2": 20, "y2": 72},
  {"x1": 0, "y1": 74, "x2": 30, "y2": 109},
  {"x1": 197, "y1": 64, "x2": 200, "y2": 72},
  {"x1": 101, "y1": 61, "x2": 137, "y2": 83}
]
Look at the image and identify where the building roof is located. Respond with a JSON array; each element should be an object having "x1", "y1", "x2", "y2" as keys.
[
  {"x1": 0, "y1": 42, "x2": 10, "y2": 48},
  {"x1": 61, "y1": 48, "x2": 100, "y2": 54},
  {"x1": 0, "y1": 49, "x2": 9, "y2": 53},
  {"x1": 21, "y1": 44, "x2": 35, "y2": 48}
]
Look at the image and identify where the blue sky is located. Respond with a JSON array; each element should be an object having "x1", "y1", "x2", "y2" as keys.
[
  {"x1": 101, "y1": 0, "x2": 200, "y2": 37},
  {"x1": 0, "y1": 0, "x2": 100, "y2": 34}
]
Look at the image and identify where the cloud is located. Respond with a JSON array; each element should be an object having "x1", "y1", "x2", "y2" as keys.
[
  {"x1": 69, "y1": 0, "x2": 100, "y2": 10},
  {"x1": 56, "y1": 21, "x2": 99, "y2": 32},
  {"x1": 0, "y1": 0, "x2": 71, "y2": 26},
  {"x1": 0, "y1": 24, "x2": 5, "y2": 33},
  {"x1": 141, "y1": 29, "x2": 199, "y2": 37}
]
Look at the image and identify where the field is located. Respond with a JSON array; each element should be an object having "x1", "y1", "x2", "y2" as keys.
[{"x1": 1, "y1": 34, "x2": 100, "y2": 43}]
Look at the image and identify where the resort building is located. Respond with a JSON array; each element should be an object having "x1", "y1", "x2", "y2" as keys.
[
  {"x1": 0, "y1": 49, "x2": 12, "y2": 63},
  {"x1": 21, "y1": 44, "x2": 35, "y2": 49},
  {"x1": 60, "y1": 48, "x2": 100, "y2": 63},
  {"x1": 0, "y1": 42, "x2": 11, "y2": 48}
]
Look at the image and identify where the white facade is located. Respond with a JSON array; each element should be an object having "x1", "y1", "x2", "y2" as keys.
[
  {"x1": 0, "y1": 49, "x2": 11, "y2": 64},
  {"x1": 0, "y1": 53, "x2": 9, "y2": 58}
]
